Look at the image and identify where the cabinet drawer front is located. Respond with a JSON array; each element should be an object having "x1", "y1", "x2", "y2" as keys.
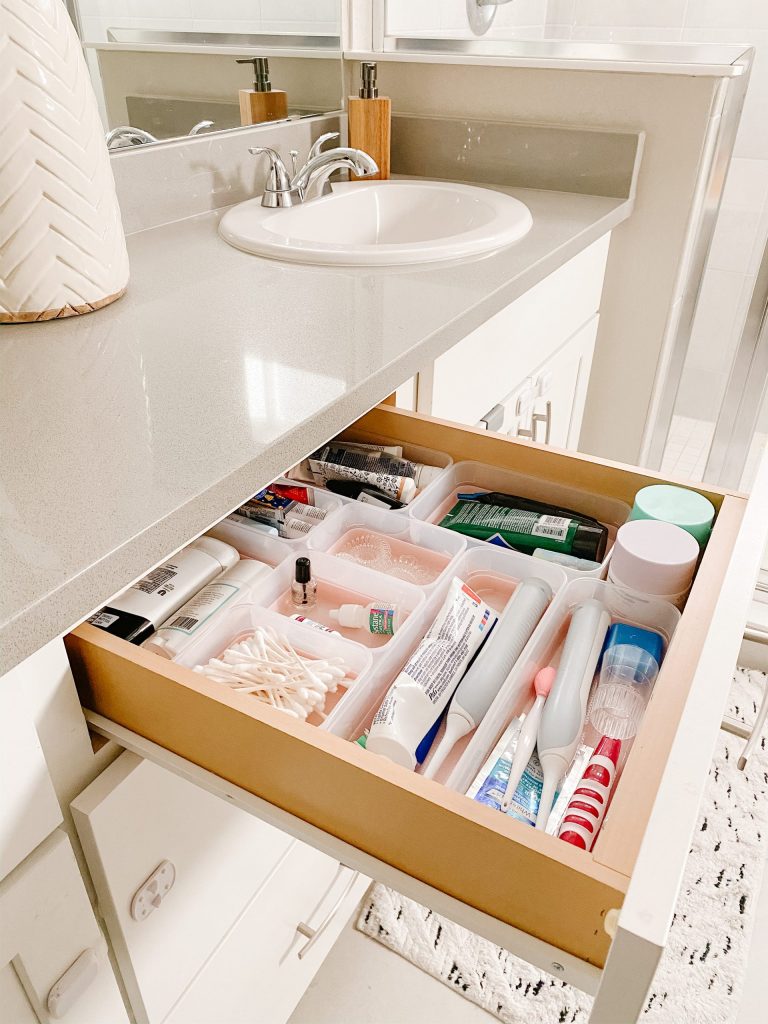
[{"x1": 66, "y1": 406, "x2": 747, "y2": 970}]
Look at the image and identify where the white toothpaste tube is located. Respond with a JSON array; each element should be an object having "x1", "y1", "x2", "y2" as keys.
[
  {"x1": 367, "y1": 578, "x2": 497, "y2": 770},
  {"x1": 307, "y1": 444, "x2": 442, "y2": 503}
]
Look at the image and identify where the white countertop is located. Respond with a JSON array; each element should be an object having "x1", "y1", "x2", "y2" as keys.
[{"x1": 0, "y1": 185, "x2": 630, "y2": 674}]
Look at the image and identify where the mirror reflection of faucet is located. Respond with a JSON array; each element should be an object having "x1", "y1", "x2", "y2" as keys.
[
  {"x1": 106, "y1": 120, "x2": 216, "y2": 149},
  {"x1": 248, "y1": 135, "x2": 379, "y2": 208}
]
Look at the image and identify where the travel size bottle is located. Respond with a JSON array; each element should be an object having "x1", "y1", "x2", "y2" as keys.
[{"x1": 291, "y1": 557, "x2": 317, "y2": 610}]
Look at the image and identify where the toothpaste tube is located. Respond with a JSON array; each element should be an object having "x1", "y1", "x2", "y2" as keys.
[
  {"x1": 266, "y1": 483, "x2": 315, "y2": 504},
  {"x1": 440, "y1": 499, "x2": 607, "y2": 561},
  {"x1": 467, "y1": 717, "x2": 593, "y2": 831},
  {"x1": 367, "y1": 578, "x2": 497, "y2": 770},
  {"x1": 238, "y1": 499, "x2": 326, "y2": 527},
  {"x1": 307, "y1": 444, "x2": 441, "y2": 503}
]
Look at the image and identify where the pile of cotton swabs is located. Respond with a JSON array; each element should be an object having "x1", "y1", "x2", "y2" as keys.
[{"x1": 194, "y1": 626, "x2": 352, "y2": 720}]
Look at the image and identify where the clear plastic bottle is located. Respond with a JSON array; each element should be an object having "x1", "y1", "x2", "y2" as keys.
[
  {"x1": 290, "y1": 557, "x2": 317, "y2": 610},
  {"x1": 329, "y1": 601, "x2": 399, "y2": 635}
]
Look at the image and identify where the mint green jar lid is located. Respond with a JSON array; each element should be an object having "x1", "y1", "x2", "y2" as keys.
[{"x1": 630, "y1": 484, "x2": 715, "y2": 545}]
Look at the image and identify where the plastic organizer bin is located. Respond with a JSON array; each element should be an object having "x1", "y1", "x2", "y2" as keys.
[
  {"x1": 407, "y1": 460, "x2": 632, "y2": 579},
  {"x1": 446, "y1": 577, "x2": 681, "y2": 797},
  {"x1": 173, "y1": 604, "x2": 374, "y2": 728},
  {"x1": 212, "y1": 482, "x2": 345, "y2": 551},
  {"x1": 306, "y1": 502, "x2": 467, "y2": 590},
  {"x1": 252, "y1": 549, "x2": 425, "y2": 677},
  {"x1": 205, "y1": 519, "x2": 295, "y2": 569},
  {"x1": 285, "y1": 434, "x2": 453, "y2": 508},
  {"x1": 326, "y1": 546, "x2": 568, "y2": 770}
]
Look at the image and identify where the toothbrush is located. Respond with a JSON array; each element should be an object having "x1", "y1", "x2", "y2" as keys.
[
  {"x1": 534, "y1": 600, "x2": 611, "y2": 830},
  {"x1": 421, "y1": 578, "x2": 552, "y2": 781},
  {"x1": 558, "y1": 736, "x2": 621, "y2": 851},
  {"x1": 500, "y1": 666, "x2": 556, "y2": 811}
]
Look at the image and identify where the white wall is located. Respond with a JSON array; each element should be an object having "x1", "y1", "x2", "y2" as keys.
[
  {"x1": 75, "y1": 0, "x2": 340, "y2": 43},
  {"x1": 544, "y1": 1, "x2": 768, "y2": 427},
  {"x1": 386, "y1": 0, "x2": 548, "y2": 40}
]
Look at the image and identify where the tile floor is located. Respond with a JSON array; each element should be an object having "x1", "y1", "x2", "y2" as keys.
[{"x1": 660, "y1": 414, "x2": 715, "y2": 481}]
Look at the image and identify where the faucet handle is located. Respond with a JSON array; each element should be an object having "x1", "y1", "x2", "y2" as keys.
[
  {"x1": 289, "y1": 149, "x2": 299, "y2": 177},
  {"x1": 308, "y1": 132, "x2": 340, "y2": 161},
  {"x1": 249, "y1": 146, "x2": 292, "y2": 192}
]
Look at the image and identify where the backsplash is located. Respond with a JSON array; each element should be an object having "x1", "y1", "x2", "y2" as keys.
[
  {"x1": 110, "y1": 113, "x2": 344, "y2": 234},
  {"x1": 391, "y1": 114, "x2": 641, "y2": 199}
]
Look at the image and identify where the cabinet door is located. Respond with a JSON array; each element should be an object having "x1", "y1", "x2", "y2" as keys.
[
  {"x1": 72, "y1": 752, "x2": 294, "y2": 1024},
  {"x1": 165, "y1": 847, "x2": 367, "y2": 1024},
  {"x1": 0, "y1": 830, "x2": 128, "y2": 1024},
  {"x1": 0, "y1": 684, "x2": 61, "y2": 879}
]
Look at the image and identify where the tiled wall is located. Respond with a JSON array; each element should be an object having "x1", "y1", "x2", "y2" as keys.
[
  {"x1": 544, "y1": 1, "x2": 768, "y2": 426},
  {"x1": 385, "y1": 0, "x2": 548, "y2": 40},
  {"x1": 75, "y1": 1, "x2": 340, "y2": 43}
]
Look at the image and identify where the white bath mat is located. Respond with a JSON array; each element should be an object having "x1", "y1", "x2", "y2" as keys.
[{"x1": 357, "y1": 667, "x2": 768, "y2": 1023}]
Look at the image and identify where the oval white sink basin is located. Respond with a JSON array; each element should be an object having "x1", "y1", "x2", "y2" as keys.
[{"x1": 219, "y1": 180, "x2": 533, "y2": 266}]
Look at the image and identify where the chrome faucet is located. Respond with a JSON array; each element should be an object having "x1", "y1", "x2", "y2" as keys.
[
  {"x1": 249, "y1": 133, "x2": 378, "y2": 208},
  {"x1": 188, "y1": 120, "x2": 215, "y2": 136},
  {"x1": 105, "y1": 126, "x2": 158, "y2": 149}
]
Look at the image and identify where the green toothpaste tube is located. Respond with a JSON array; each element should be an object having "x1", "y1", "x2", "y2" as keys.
[{"x1": 439, "y1": 499, "x2": 607, "y2": 560}]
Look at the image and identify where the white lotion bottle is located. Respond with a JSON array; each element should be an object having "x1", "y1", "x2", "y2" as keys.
[
  {"x1": 422, "y1": 577, "x2": 553, "y2": 779},
  {"x1": 88, "y1": 537, "x2": 239, "y2": 645},
  {"x1": 143, "y1": 559, "x2": 271, "y2": 659}
]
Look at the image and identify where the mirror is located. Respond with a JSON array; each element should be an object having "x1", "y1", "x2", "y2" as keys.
[{"x1": 69, "y1": 1, "x2": 343, "y2": 149}]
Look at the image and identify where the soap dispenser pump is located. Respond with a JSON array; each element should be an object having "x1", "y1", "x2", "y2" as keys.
[
  {"x1": 236, "y1": 57, "x2": 288, "y2": 125},
  {"x1": 348, "y1": 62, "x2": 390, "y2": 180}
]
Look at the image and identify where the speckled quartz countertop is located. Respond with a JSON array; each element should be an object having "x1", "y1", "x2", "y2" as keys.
[{"x1": 0, "y1": 185, "x2": 630, "y2": 674}]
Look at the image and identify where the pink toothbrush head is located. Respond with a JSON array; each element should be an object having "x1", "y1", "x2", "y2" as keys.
[{"x1": 534, "y1": 666, "x2": 556, "y2": 698}]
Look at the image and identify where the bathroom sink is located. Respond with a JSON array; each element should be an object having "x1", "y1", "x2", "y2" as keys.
[{"x1": 218, "y1": 180, "x2": 533, "y2": 266}]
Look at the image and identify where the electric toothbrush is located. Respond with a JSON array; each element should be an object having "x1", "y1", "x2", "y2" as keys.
[
  {"x1": 500, "y1": 666, "x2": 556, "y2": 811},
  {"x1": 534, "y1": 600, "x2": 611, "y2": 830}
]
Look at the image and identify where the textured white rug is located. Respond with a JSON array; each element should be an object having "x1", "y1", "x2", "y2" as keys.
[{"x1": 357, "y1": 667, "x2": 768, "y2": 1023}]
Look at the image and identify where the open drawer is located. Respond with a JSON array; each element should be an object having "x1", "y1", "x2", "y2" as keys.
[{"x1": 65, "y1": 405, "x2": 763, "y2": 987}]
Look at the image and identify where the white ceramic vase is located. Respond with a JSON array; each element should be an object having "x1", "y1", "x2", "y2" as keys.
[{"x1": 0, "y1": 0, "x2": 129, "y2": 323}]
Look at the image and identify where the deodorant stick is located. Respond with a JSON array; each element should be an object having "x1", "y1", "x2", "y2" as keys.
[{"x1": 88, "y1": 537, "x2": 239, "y2": 645}]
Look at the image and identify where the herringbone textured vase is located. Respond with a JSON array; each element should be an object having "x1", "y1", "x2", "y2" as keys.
[{"x1": 0, "y1": 0, "x2": 129, "y2": 323}]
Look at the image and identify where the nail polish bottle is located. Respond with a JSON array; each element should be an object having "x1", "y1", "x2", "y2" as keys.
[{"x1": 291, "y1": 557, "x2": 317, "y2": 610}]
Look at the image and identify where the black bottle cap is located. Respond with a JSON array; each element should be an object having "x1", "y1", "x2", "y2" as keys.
[
  {"x1": 295, "y1": 557, "x2": 312, "y2": 584},
  {"x1": 571, "y1": 522, "x2": 608, "y2": 561}
]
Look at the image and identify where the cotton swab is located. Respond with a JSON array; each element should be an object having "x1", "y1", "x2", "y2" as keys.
[{"x1": 194, "y1": 626, "x2": 353, "y2": 720}]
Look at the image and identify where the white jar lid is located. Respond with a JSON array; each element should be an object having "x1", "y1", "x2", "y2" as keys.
[{"x1": 611, "y1": 519, "x2": 698, "y2": 597}]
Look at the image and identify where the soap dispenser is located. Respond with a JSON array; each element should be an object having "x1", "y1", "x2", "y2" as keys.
[
  {"x1": 236, "y1": 57, "x2": 288, "y2": 125},
  {"x1": 348, "y1": 62, "x2": 390, "y2": 180}
]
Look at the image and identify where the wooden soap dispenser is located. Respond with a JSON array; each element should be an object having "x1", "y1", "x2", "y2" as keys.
[
  {"x1": 348, "y1": 62, "x2": 390, "y2": 180},
  {"x1": 236, "y1": 57, "x2": 288, "y2": 125}
]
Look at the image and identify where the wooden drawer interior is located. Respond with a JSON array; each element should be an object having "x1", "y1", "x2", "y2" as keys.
[{"x1": 65, "y1": 405, "x2": 745, "y2": 969}]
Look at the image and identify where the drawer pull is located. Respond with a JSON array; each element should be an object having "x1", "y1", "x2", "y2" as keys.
[
  {"x1": 295, "y1": 866, "x2": 359, "y2": 959},
  {"x1": 518, "y1": 400, "x2": 552, "y2": 444}
]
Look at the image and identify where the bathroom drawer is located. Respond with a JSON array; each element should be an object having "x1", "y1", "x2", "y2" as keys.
[{"x1": 65, "y1": 405, "x2": 757, "y2": 972}]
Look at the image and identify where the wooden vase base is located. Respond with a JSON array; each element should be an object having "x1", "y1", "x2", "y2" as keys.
[{"x1": 0, "y1": 286, "x2": 127, "y2": 324}]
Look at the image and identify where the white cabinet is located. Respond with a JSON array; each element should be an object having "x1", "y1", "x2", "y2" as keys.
[
  {"x1": 0, "y1": 684, "x2": 62, "y2": 880},
  {"x1": 0, "y1": 830, "x2": 129, "y2": 1024},
  {"x1": 416, "y1": 234, "x2": 609, "y2": 447},
  {"x1": 166, "y1": 846, "x2": 366, "y2": 1024},
  {"x1": 479, "y1": 314, "x2": 598, "y2": 449},
  {"x1": 72, "y1": 752, "x2": 295, "y2": 1024}
]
